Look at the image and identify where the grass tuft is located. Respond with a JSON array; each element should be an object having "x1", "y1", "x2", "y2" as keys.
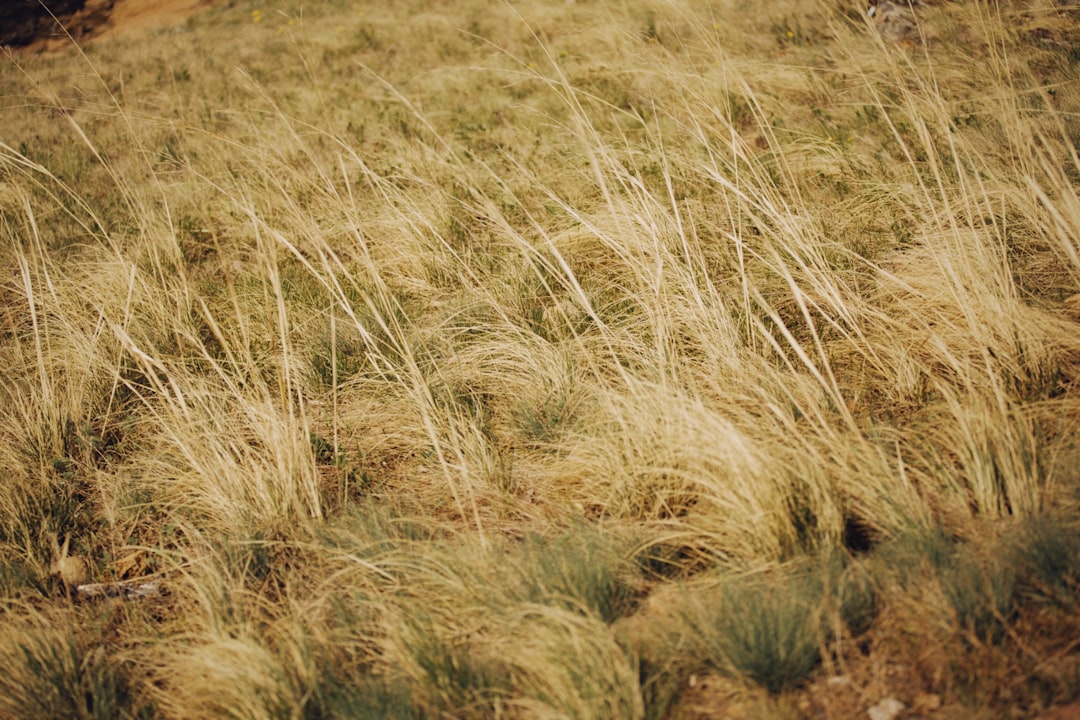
[
  {"x1": 0, "y1": 610, "x2": 150, "y2": 720},
  {"x1": 684, "y1": 566, "x2": 827, "y2": 694},
  {"x1": 514, "y1": 524, "x2": 639, "y2": 623}
]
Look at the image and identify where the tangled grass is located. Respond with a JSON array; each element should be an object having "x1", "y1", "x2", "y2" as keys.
[{"x1": 1, "y1": 0, "x2": 1079, "y2": 717}]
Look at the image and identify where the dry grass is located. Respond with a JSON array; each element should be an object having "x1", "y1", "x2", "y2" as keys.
[{"x1": 2, "y1": 0, "x2": 1080, "y2": 717}]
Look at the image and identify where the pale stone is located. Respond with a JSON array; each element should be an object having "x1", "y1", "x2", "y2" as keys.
[
  {"x1": 868, "y1": 697, "x2": 906, "y2": 720},
  {"x1": 50, "y1": 555, "x2": 89, "y2": 587}
]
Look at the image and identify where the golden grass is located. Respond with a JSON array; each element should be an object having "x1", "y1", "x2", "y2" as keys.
[{"x1": 1, "y1": 0, "x2": 1079, "y2": 717}]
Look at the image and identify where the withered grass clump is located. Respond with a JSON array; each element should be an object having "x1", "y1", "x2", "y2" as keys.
[{"x1": 1, "y1": 0, "x2": 1079, "y2": 716}]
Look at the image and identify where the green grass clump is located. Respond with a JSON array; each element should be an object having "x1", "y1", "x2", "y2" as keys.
[
  {"x1": 306, "y1": 677, "x2": 419, "y2": 720},
  {"x1": 0, "y1": 611, "x2": 150, "y2": 720},
  {"x1": 679, "y1": 555, "x2": 879, "y2": 695},
  {"x1": 400, "y1": 614, "x2": 512, "y2": 718},
  {"x1": 836, "y1": 558, "x2": 878, "y2": 637},
  {"x1": 684, "y1": 567, "x2": 826, "y2": 694},
  {"x1": 1010, "y1": 514, "x2": 1080, "y2": 610},
  {"x1": 514, "y1": 525, "x2": 639, "y2": 623},
  {"x1": 940, "y1": 547, "x2": 1017, "y2": 645}
]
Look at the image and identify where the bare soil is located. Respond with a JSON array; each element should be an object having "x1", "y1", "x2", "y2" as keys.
[
  {"x1": 4, "y1": 0, "x2": 216, "y2": 51},
  {"x1": 98, "y1": 0, "x2": 213, "y2": 39}
]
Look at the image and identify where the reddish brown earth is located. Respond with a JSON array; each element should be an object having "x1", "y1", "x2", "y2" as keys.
[
  {"x1": 98, "y1": 0, "x2": 213, "y2": 39},
  {"x1": 2, "y1": 0, "x2": 216, "y2": 51}
]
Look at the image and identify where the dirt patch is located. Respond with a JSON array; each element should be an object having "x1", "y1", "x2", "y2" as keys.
[
  {"x1": 98, "y1": 0, "x2": 213, "y2": 39},
  {"x1": 4, "y1": 0, "x2": 216, "y2": 51}
]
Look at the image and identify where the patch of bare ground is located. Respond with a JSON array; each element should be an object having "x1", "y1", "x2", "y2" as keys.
[
  {"x1": 7, "y1": 0, "x2": 217, "y2": 51},
  {"x1": 97, "y1": 0, "x2": 214, "y2": 39}
]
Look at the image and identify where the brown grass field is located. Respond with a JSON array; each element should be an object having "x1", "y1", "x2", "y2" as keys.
[{"x1": 2, "y1": 0, "x2": 1080, "y2": 717}]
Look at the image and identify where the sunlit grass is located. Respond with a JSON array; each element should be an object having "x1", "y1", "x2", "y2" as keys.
[{"x1": 1, "y1": 0, "x2": 1079, "y2": 716}]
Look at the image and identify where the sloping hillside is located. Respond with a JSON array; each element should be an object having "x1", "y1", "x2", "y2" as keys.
[{"x1": 1, "y1": 1, "x2": 1079, "y2": 717}]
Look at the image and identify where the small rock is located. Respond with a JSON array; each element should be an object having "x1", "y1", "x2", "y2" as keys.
[
  {"x1": 868, "y1": 0, "x2": 920, "y2": 44},
  {"x1": 50, "y1": 555, "x2": 89, "y2": 587},
  {"x1": 868, "y1": 697, "x2": 906, "y2": 720},
  {"x1": 76, "y1": 581, "x2": 164, "y2": 601}
]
